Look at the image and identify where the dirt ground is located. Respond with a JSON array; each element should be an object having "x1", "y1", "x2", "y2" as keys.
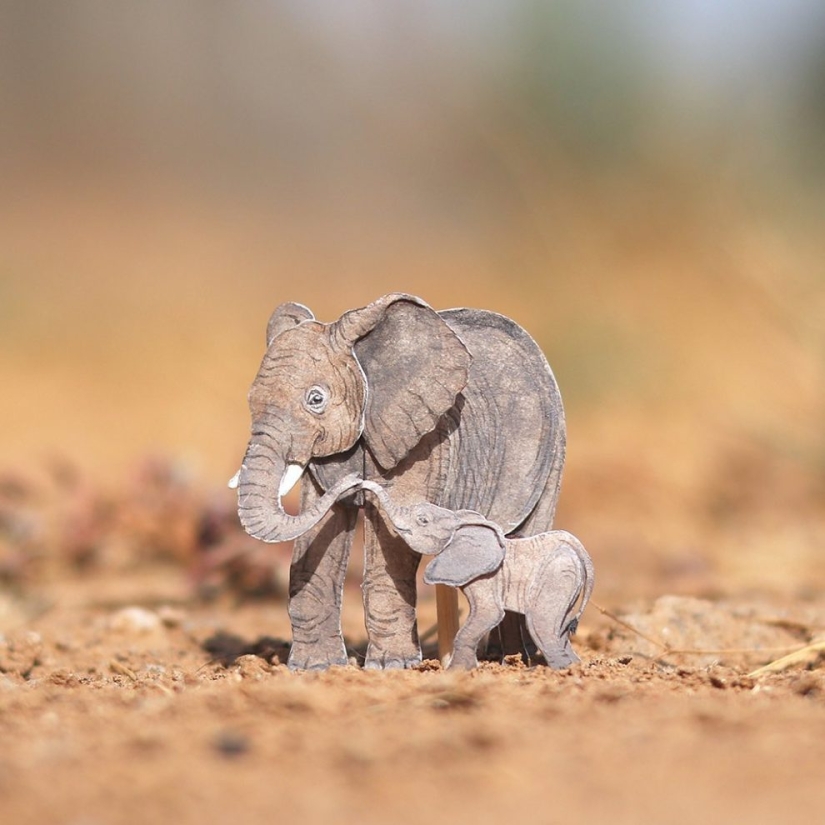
[{"x1": 1, "y1": 460, "x2": 824, "y2": 825}]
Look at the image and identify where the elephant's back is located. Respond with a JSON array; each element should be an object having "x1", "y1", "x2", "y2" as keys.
[{"x1": 437, "y1": 308, "x2": 565, "y2": 535}]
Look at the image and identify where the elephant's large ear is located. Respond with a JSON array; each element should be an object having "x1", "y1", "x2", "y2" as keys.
[
  {"x1": 267, "y1": 302, "x2": 314, "y2": 346},
  {"x1": 423, "y1": 522, "x2": 505, "y2": 588},
  {"x1": 331, "y1": 294, "x2": 471, "y2": 470}
]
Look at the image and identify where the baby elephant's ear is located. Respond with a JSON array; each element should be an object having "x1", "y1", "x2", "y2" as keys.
[{"x1": 423, "y1": 523, "x2": 505, "y2": 588}]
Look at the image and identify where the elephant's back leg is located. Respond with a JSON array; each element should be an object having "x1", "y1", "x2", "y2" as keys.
[
  {"x1": 362, "y1": 501, "x2": 423, "y2": 669},
  {"x1": 526, "y1": 604, "x2": 579, "y2": 669},
  {"x1": 288, "y1": 474, "x2": 359, "y2": 671},
  {"x1": 525, "y1": 553, "x2": 583, "y2": 669}
]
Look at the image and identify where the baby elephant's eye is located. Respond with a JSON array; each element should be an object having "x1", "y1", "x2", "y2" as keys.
[
  {"x1": 304, "y1": 385, "x2": 329, "y2": 414},
  {"x1": 416, "y1": 513, "x2": 430, "y2": 526}
]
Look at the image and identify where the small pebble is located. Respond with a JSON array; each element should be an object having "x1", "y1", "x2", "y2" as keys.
[
  {"x1": 213, "y1": 731, "x2": 250, "y2": 758},
  {"x1": 109, "y1": 607, "x2": 163, "y2": 634}
]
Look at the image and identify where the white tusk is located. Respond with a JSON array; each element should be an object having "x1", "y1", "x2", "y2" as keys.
[
  {"x1": 227, "y1": 469, "x2": 241, "y2": 489},
  {"x1": 279, "y1": 463, "x2": 305, "y2": 497}
]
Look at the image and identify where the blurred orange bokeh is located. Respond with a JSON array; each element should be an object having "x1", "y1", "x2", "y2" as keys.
[{"x1": 1, "y1": 2, "x2": 823, "y2": 597}]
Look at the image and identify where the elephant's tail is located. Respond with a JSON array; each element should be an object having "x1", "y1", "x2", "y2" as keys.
[{"x1": 560, "y1": 535, "x2": 595, "y2": 636}]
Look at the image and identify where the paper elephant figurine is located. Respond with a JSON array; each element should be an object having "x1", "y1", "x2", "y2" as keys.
[
  {"x1": 231, "y1": 293, "x2": 565, "y2": 670},
  {"x1": 360, "y1": 480, "x2": 594, "y2": 670}
]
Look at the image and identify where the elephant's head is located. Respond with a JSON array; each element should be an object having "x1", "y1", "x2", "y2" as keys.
[
  {"x1": 232, "y1": 294, "x2": 472, "y2": 544},
  {"x1": 360, "y1": 480, "x2": 506, "y2": 587}
]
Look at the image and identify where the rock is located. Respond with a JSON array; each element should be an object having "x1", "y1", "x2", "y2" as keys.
[
  {"x1": 0, "y1": 630, "x2": 43, "y2": 677},
  {"x1": 108, "y1": 606, "x2": 163, "y2": 634},
  {"x1": 232, "y1": 654, "x2": 271, "y2": 680}
]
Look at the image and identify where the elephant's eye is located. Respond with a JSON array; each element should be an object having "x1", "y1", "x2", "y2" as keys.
[
  {"x1": 416, "y1": 513, "x2": 430, "y2": 526},
  {"x1": 304, "y1": 385, "x2": 329, "y2": 414}
]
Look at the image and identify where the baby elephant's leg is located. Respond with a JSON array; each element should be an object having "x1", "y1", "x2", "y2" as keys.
[
  {"x1": 448, "y1": 580, "x2": 504, "y2": 670},
  {"x1": 525, "y1": 547, "x2": 585, "y2": 669}
]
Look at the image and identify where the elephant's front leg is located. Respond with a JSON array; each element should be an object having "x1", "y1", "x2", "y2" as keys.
[
  {"x1": 448, "y1": 580, "x2": 505, "y2": 670},
  {"x1": 362, "y1": 502, "x2": 422, "y2": 669},
  {"x1": 287, "y1": 476, "x2": 359, "y2": 671}
]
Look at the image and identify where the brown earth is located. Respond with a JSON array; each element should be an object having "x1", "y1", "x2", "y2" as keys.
[{"x1": 1, "y1": 459, "x2": 824, "y2": 825}]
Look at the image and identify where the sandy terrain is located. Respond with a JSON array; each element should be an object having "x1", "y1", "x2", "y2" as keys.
[{"x1": 1, "y1": 461, "x2": 823, "y2": 825}]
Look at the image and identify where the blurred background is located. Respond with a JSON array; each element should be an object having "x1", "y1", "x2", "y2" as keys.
[{"x1": 1, "y1": 0, "x2": 824, "y2": 601}]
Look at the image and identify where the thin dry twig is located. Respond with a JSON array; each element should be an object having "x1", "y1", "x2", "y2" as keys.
[
  {"x1": 590, "y1": 601, "x2": 818, "y2": 664},
  {"x1": 591, "y1": 601, "x2": 669, "y2": 651},
  {"x1": 660, "y1": 646, "x2": 809, "y2": 657},
  {"x1": 748, "y1": 640, "x2": 825, "y2": 678},
  {"x1": 109, "y1": 659, "x2": 138, "y2": 681}
]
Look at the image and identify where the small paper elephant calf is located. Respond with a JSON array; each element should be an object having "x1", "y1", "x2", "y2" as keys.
[{"x1": 360, "y1": 481, "x2": 594, "y2": 670}]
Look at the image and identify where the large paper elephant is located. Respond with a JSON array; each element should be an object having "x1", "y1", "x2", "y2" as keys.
[{"x1": 232, "y1": 293, "x2": 565, "y2": 670}]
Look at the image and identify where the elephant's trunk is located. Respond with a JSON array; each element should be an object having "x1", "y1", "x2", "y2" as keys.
[
  {"x1": 360, "y1": 481, "x2": 414, "y2": 537},
  {"x1": 235, "y1": 441, "x2": 360, "y2": 543}
]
